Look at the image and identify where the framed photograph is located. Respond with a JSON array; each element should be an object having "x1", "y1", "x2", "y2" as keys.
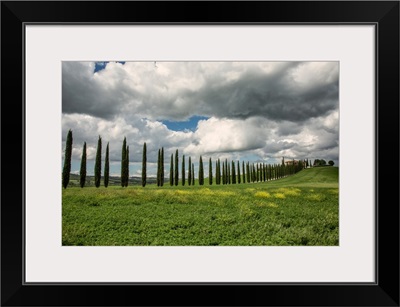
[{"x1": 2, "y1": 1, "x2": 399, "y2": 306}]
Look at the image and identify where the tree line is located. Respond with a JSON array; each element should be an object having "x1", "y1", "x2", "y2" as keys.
[{"x1": 62, "y1": 130, "x2": 318, "y2": 189}]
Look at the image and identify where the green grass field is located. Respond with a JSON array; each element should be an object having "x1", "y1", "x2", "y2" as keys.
[{"x1": 62, "y1": 167, "x2": 339, "y2": 246}]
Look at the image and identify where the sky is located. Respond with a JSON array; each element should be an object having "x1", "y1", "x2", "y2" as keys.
[{"x1": 62, "y1": 61, "x2": 339, "y2": 177}]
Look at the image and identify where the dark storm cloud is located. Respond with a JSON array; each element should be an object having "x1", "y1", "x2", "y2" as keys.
[
  {"x1": 62, "y1": 62, "x2": 137, "y2": 120},
  {"x1": 195, "y1": 66, "x2": 338, "y2": 122},
  {"x1": 62, "y1": 61, "x2": 339, "y2": 124}
]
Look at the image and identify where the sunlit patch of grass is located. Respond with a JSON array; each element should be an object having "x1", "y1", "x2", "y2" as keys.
[
  {"x1": 193, "y1": 189, "x2": 236, "y2": 197},
  {"x1": 154, "y1": 189, "x2": 166, "y2": 194},
  {"x1": 255, "y1": 191, "x2": 271, "y2": 198},
  {"x1": 274, "y1": 187, "x2": 301, "y2": 196},
  {"x1": 328, "y1": 189, "x2": 339, "y2": 195},
  {"x1": 273, "y1": 193, "x2": 286, "y2": 199},
  {"x1": 200, "y1": 188, "x2": 213, "y2": 195},
  {"x1": 174, "y1": 190, "x2": 190, "y2": 195},
  {"x1": 255, "y1": 201, "x2": 278, "y2": 208},
  {"x1": 306, "y1": 194, "x2": 326, "y2": 201}
]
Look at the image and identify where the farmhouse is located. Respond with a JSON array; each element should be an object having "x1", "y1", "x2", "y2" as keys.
[{"x1": 285, "y1": 160, "x2": 299, "y2": 166}]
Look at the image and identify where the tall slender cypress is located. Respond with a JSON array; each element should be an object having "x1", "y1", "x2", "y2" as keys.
[
  {"x1": 161, "y1": 147, "x2": 164, "y2": 186},
  {"x1": 174, "y1": 149, "x2": 179, "y2": 186},
  {"x1": 256, "y1": 164, "x2": 259, "y2": 182},
  {"x1": 192, "y1": 163, "x2": 195, "y2": 185},
  {"x1": 142, "y1": 142, "x2": 147, "y2": 187},
  {"x1": 104, "y1": 142, "x2": 109, "y2": 187},
  {"x1": 242, "y1": 161, "x2": 246, "y2": 184},
  {"x1": 209, "y1": 157, "x2": 213, "y2": 185},
  {"x1": 218, "y1": 159, "x2": 222, "y2": 185},
  {"x1": 222, "y1": 161, "x2": 226, "y2": 184},
  {"x1": 170, "y1": 154, "x2": 174, "y2": 186},
  {"x1": 79, "y1": 141, "x2": 86, "y2": 188},
  {"x1": 263, "y1": 164, "x2": 266, "y2": 182},
  {"x1": 225, "y1": 159, "x2": 228, "y2": 184},
  {"x1": 188, "y1": 156, "x2": 192, "y2": 186},
  {"x1": 157, "y1": 149, "x2": 161, "y2": 187},
  {"x1": 231, "y1": 161, "x2": 236, "y2": 184},
  {"x1": 182, "y1": 154, "x2": 185, "y2": 186},
  {"x1": 237, "y1": 161, "x2": 241, "y2": 184},
  {"x1": 121, "y1": 137, "x2": 127, "y2": 187},
  {"x1": 246, "y1": 162, "x2": 250, "y2": 183},
  {"x1": 227, "y1": 162, "x2": 231, "y2": 184},
  {"x1": 199, "y1": 156, "x2": 204, "y2": 185},
  {"x1": 125, "y1": 146, "x2": 129, "y2": 187},
  {"x1": 94, "y1": 136, "x2": 102, "y2": 188},
  {"x1": 216, "y1": 159, "x2": 220, "y2": 185},
  {"x1": 62, "y1": 129, "x2": 73, "y2": 189},
  {"x1": 268, "y1": 164, "x2": 271, "y2": 181}
]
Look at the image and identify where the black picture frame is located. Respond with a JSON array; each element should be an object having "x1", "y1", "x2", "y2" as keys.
[{"x1": 1, "y1": 1, "x2": 399, "y2": 306}]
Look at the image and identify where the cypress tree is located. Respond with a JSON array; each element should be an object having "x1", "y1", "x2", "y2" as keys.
[
  {"x1": 142, "y1": 142, "x2": 147, "y2": 187},
  {"x1": 265, "y1": 164, "x2": 268, "y2": 181},
  {"x1": 246, "y1": 162, "x2": 250, "y2": 183},
  {"x1": 79, "y1": 141, "x2": 86, "y2": 188},
  {"x1": 157, "y1": 149, "x2": 161, "y2": 187},
  {"x1": 161, "y1": 147, "x2": 164, "y2": 186},
  {"x1": 225, "y1": 159, "x2": 228, "y2": 184},
  {"x1": 199, "y1": 156, "x2": 204, "y2": 185},
  {"x1": 263, "y1": 164, "x2": 266, "y2": 182},
  {"x1": 174, "y1": 149, "x2": 179, "y2": 186},
  {"x1": 218, "y1": 159, "x2": 222, "y2": 185},
  {"x1": 256, "y1": 164, "x2": 259, "y2": 182},
  {"x1": 188, "y1": 156, "x2": 192, "y2": 186},
  {"x1": 227, "y1": 162, "x2": 231, "y2": 184},
  {"x1": 249, "y1": 163, "x2": 252, "y2": 182},
  {"x1": 121, "y1": 137, "x2": 127, "y2": 187},
  {"x1": 170, "y1": 154, "x2": 174, "y2": 186},
  {"x1": 182, "y1": 155, "x2": 185, "y2": 186},
  {"x1": 262, "y1": 163, "x2": 265, "y2": 181},
  {"x1": 192, "y1": 163, "x2": 195, "y2": 185},
  {"x1": 231, "y1": 161, "x2": 236, "y2": 184},
  {"x1": 104, "y1": 142, "x2": 109, "y2": 188},
  {"x1": 94, "y1": 136, "x2": 102, "y2": 188},
  {"x1": 216, "y1": 159, "x2": 220, "y2": 185},
  {"x1": 237, "y1": 161, "x2": 241, "y2": 184},
  {"x1": 125, "y1": 146, "x2": 129, "y2": 187},
  {"x1": 242, "y1": 161, "x2": 246, "y2": 184},
  {"x1": 62, "y1": 129, "x2": 73, "y2": 189},
  {"x1": 222, "y1": 161, "x2": 226, "y2": 184},
  {"x1": 209, "y1": 157, "x2": 213, "y2": 185}
]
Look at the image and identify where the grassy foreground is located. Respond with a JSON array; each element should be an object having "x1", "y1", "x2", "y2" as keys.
[{"x1": 62, "y1": 167, "x2": 339, "y2": 246}]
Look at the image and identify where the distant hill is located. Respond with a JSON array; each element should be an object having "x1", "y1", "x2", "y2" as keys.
[{"x1": 266, "y1": 166, "x2": 338, "y2": 188}]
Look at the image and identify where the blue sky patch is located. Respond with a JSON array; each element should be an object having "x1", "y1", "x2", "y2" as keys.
[
  {"x1": 94, "y1": 61, "x2": 126, "y2": 73},
  {"x1": 162, "y1": 115, "x2": 209, "y2": 132}
]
